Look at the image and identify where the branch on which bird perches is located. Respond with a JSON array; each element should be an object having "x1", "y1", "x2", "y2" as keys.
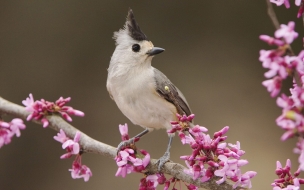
[{"x1": 0, "y1": 96, "x2": 252, "y2": 190}]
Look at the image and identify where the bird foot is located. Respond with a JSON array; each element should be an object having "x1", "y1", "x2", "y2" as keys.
[
  {"x1": 117, "y1": 138, "x2": 135, "y2": 154},
  {"x1": 157, "y1": 151, "x2": 170, "y2": 171}
]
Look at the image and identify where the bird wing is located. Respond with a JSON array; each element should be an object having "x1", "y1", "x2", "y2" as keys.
[{"x1": 153, "y1": 68, "x2": 192, "y2": 116}]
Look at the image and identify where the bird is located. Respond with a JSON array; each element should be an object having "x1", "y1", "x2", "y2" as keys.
[{"x1": 106, "y1": 8, "x2": 192, "y2": 170}]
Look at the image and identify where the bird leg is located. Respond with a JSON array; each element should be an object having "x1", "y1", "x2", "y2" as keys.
[
  {"x1": 117, "y1": 128, "x2": 149, "y2": 153},
  {"x1": 157, "y1": 135, "x2": 173, "y2": 171}
]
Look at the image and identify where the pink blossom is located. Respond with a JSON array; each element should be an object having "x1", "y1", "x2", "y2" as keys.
[
  {"x1": 233, "y1": 170, "x2": 257, "y2": 189},
  {"x1": 61, "y1": 131, "x2": 81, "y2": 159},
  {"x1": 183, "y1": 161, "x2": 207, "y2": 181},
  {"x1": 228, "y1": 141, "x2": 245, "y2": 157},
  {"x1": 295, "y1": 0, "x2": 302, "y2": 6},
  {"x1": 22, "y1": 93, "x2": 35, "y2": 112},
  {"x1": 0, "y1": 118, "x2": 26, "y2": 148},
  {"x1": 275, "y1": 22, "x2": 298, "y2": 44},
  {"x1": 214, "y1": 155, "x2": 249, "y2": 185},
  {"x1": 293, "y1": 139, "x2": 304, "y2": 171},
  {"x1": 69, "y1": 156, "x2": 92, "y2": 182},
  {"x1": 272, "y1": 159, "x2": 302, "y2": 189},
  {"x1": 115, "y1": 147, "x2": 150, "y2": 178},
  {"x1": 9, "y1": 119, "x2": 26, "y2": 137},
  {"x1": 119, "y1": 123, "x2": 129, "y2": 141},
  {"x1": 139, "y1": 174, "x2": 159, "y2": 190},
  {"x1": 54, "y1": 129, "x2": 69, "y2": 143},
  {"x1": 297, "y1": 3, "x2": 304, "y2": 18},
  {"x1": 262, "y1": 76, "x2": 282, "y2": 97},
  {"x1": 54, "y1": 130, "x2": 81, "y2": 159},
  {"x1": 0, "y1": 128, "x2": 12, "y2": 148},
  {"x1": 260, "y1": 35, "x2": 285, "y2": 46},
  {"x1": 276, "y1": 94, "x2": 294, "y2": 109},
  {"x1": 270, "y1": 0, "x2": 290, "y2": 8},
  {"x1": 22, "y1": 94, "x2": 84, "y2": 127}
]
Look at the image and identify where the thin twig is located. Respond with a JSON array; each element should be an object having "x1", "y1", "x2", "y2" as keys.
[
  {"x1": 0, "y1": 96, "x2": 245, "y2": 190},
  {"x1": 266, "y1": 0, "x2": 295, "y2": 55},
  {"x1": 266, "y1": 0, "x2": 280, "y2": 29}
]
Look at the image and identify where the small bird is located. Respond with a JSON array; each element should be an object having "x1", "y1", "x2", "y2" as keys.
[{"x1": 107, "y1": 9, "x2": 192, "y2": 170}]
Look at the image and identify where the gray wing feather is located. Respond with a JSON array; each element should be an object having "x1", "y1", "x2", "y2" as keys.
[{"x1": 153, "y1": 68, "x2": 192, "y2": 116}]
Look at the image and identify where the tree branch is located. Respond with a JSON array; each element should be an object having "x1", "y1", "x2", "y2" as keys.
[
  {"x1": 266, "y1": 0, "x2": 280, "y2": 30},
  {"x1": 0, "y1": 96, "x2": 244, "y2": 190}
]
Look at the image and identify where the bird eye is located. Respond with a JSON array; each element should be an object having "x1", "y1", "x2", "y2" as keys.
[{"x1": 132, "y1": 44, "x2": 140, "y2": 52}]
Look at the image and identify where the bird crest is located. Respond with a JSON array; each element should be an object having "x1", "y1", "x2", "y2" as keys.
[
  {"x1": 126, "y1": 9, "x2": 148, "y2": 41},
  {"x1": 113, "y1": 9, "x2": 148, "y2": 44}
]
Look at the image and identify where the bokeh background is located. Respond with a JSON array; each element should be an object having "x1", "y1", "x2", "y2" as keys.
[{"x1": 0, "y1": 1, "x2": 303, "y2": 189}]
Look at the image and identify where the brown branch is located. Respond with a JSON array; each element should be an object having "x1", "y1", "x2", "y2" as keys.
[
  {"x1": 266, "y1": 0, "x2": 280, "y2": 29},
  {"x1": 0, "y1": 96, "x2": 245, "y2": 190}
]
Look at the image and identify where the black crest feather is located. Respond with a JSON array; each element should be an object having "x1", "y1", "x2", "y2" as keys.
[{"x1": 127, "y1": 9, "x2": 148, "y2": 41}]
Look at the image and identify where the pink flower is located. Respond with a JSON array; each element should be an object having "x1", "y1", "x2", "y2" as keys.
[
  {"x1": 228, "y1": 141, "x2": 245, "y2": 157},
  {"x1": 183, "y1": 160, "x2": 208, "y2": 181},
  {"x1": 0, "y1": 128, "x2": 12, "y2": 148},
  {"x1": 115, "y1": 147, "x2": 150, "y2": 178},
  {"x1": 54, "y1": 129, "x2": 69, "y2": 143},
  {"x1": 272, "y1": 159, "x2": 302, "y2": 189},
  {"x1": 22, "y1": 93, "x2": 35, "y2": 112},
  {"x1": 297, "y1": 3, "x2": 304, "y2": 18},
  {"x1": 9, "y1": 119, "x2": 26, "y2": 137},
  {"x1": 139, "y1": 174, "x2": 159, "y2": 190},
  {"x1": 22, "y1": 94, "x2": 84, "y2": 127},
  {"x1": 119, "y1": 123, "x2": 129, "y2": 141},
  {"x1": 262, "y1": 76, "x2": 282, "y2": 97},
  {"x1": 233, "y1": 170, "x2": 257, "y2": 189},
  {"x1": 0, "y1": 118, "x2": 26, "y2": 148},
  {"x1": 61, "y1": 131, "x2": 81, "y2": 159},
  {"x1": 69, "y1": 156, "x2": 92, "y2": 182},
  {"x1": 260, "y1": 35, "x2": 285, "y2": 46},
  {"x1": 276, "y1": 94, "x2": 294, "y2": 109},
  {"x1": 271, "y1": 0, "x2": 291, "y2": 7},
  {"x1": 275, "y1": 22, "x2": 298, "y2": 44}
]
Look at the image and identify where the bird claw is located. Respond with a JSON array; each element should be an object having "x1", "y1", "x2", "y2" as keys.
[
  {"x1": 157, "y1": 151, "x2": 170, "y2": 171},
  {"x1": 117, "y1": 138, "x2": 135, "y2": 154}
]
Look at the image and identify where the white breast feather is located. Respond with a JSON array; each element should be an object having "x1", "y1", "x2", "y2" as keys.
[{"x1": 107, "y1": 67, "x2": 176, "y2": 130}]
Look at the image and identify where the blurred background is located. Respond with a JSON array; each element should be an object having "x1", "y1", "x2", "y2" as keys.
[{"x1": 0, "y1": 1, "x2": 303, "y2": 189}]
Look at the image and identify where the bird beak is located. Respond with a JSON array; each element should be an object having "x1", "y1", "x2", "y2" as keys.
[{"x1": 147, "y1": 47, "x2": 165, "y2": 56}]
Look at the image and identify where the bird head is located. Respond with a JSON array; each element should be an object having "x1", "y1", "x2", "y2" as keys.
[{"x1": 111, "y1": 9, "x2": 164, "y2": 66}]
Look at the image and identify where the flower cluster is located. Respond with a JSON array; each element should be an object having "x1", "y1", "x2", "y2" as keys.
[
  {"x1": 22, "y1": 94, "x2": 84, "y2": 127},
  {"x1": 260, "y1": 20, "x2": 304, "y2": 189},
  {"x1": 271, "y1": 159, "x2": 304, "y2": 189},
  {"x1": 168, "y1": 114, "x2": 256, "y2": 189},
  {"x1": 259, "y1": 21, "x2": 304, "y2": 97},
  {"x1": 54, "y1": 129, "x2": 92, "y2": 181},
  {"x1": 276, "y1": 85, "x2": 304, "y2": 141},
  {"x1": 115, "y1": 124, "x2": 150, "y2": 178},
  {"x1": 270, "y1": 0, "x2": 304, "y2": 18},
  {"x1": 139, "y1": 173, "x2": 198, "y2": 190},
  {"x1": 0, "y1": 118, "x2": 26, "y2": 148}
]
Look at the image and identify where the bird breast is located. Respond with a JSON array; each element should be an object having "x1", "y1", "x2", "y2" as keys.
[{"x1": 107, "y1": 67, "x2": 177, "y2": 130}]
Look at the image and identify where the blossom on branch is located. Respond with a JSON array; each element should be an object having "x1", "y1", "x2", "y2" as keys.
[
  {"x1": 0, "y1": 118, "x2": 26, "y2": 148},
  {"x1": 54, "y1": 130, "x2": 92, "y2": 181},
  {"x1": 259, "y1": 21, "x2": 303, "y2": 97},
  {"x1": 169, "y1": 114, "x2": 256, "y2": 189},
  {"x1": 115, "y1": 124, "x2": 150, "y2": 178},
  {"x1": 271, "y1": 159, "x2": 304, "y2": 189},
  {"x1": 270, "y1": 0, "x2": 304, "y2": 18},
  {"x1": 22, "y1": 94, "x2": 84, "y2": 127},
  {"x1": 274, "y1": 21, "x2": 298, "y2": 44}
]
